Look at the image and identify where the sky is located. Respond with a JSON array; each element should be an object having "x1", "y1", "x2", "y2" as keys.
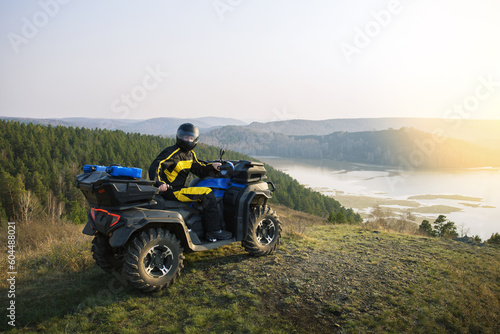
[{"x1": 1, "y1": 0, "x2": 499, "y2": 122}]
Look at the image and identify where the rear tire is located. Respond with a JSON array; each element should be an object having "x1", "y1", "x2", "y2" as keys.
[
  {"x1": 92, "y1": 233, "x2": 123, "y2": 273},
  {"x1": 243, "y1": 205, "x2": 282, "y2": 256},
  {"x1": 122, "y1": 228, "x2": 184, "y2": 292}
]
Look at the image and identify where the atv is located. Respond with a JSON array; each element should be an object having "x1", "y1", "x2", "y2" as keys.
[{"x1": 76, "y1": 149, "x2": 282, "y2": 292}]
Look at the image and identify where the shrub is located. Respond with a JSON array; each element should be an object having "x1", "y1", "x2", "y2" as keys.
[
  {"x1": 471, "y1": 235, "x2": 482, "y2": 243},
  {"x1": 487, "y1": 233, "x2": 500, "y2": 245}
]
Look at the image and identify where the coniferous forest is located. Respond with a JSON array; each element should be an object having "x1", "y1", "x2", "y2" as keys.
[{"x1": 0, "y1": 120, "x2": 361, "y2": 225}]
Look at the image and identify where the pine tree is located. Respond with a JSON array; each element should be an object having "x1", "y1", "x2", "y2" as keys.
[{"x1": 419, "y1": 220, "x2": 433, "y2": 236}]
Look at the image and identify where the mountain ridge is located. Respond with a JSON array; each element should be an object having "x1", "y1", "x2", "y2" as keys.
[
  {"x1": 2, "y1": 116, "x2": 499, "y2": 149},
  {"x1": 203, "y1": 126, "x2": 500, "y2": 169},
  {"x1": 3, "y1": 115, "x2": 499, "y2": 154},
  {"x1": 243, "y1": 117, "x2": 500, "y2": 149},
  {"x1": 0, "y1": 116, "x2": 247, "y2": 136}
]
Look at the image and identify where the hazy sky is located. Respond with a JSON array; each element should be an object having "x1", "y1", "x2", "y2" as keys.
[{"x1": 1, "y1": 0, "x2": 499, "y2": 122}]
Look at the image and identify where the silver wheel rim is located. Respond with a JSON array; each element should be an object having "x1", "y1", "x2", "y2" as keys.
[
  {"x1": 143, "y1": 244, "x2": 174, "y2": 278},
  {"x1": 256, "y1": 219, "x2": 276, "y2": 246}
]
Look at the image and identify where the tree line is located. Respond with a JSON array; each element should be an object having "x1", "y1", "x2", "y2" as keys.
[
  {"x1": 0, "y1": 120, "x2": 361, "y2": 225},
  {"x1": 204, "y1": 126, "x2": 500, "y2": 169},
  {"x1": 366, "y1": 205, "x2": 499, "y2": 245}
]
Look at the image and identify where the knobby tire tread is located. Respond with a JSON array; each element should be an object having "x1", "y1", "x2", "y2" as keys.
[
  {"x1": 122, "y1": 228, "x2": 184, "y2": 292},
  {"x1": 242, "y1": 205, "x2": 282, "y2": 257}
]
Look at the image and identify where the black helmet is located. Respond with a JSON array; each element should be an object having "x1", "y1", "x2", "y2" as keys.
[{"x1": 176, "y1": 123, "x2": 199, "y2": 151}]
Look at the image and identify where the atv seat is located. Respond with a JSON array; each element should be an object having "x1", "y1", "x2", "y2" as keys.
[
  {"x1": 162, "y1": 200, "x2": 191, "y2": 209},
  {"x1": 150, "y1": 195, "x2": 193, "y2": 210}
]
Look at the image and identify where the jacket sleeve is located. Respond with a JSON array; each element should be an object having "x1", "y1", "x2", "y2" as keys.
[
  {"x1": 148, "y1": 148, "x2": 171, "y2": 187},
  {"x1": 190, "y1": 151, "x2": 218, "y2": 178}
]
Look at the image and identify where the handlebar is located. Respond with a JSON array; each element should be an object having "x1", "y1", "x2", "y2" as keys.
[{"x1": 217, "y1": 160, "x2": 235, "y2": 176}]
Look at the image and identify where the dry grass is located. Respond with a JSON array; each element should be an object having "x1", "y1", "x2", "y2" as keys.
[
  {"x1": 0, "y1": 219, "x2": 93, "y2": 288},
  {"x1": 362, "y1": 217, "x2": 421, "y2": 235},
  {"x1": 273, "y1": 204, "x2": 325, "y2": 237}
]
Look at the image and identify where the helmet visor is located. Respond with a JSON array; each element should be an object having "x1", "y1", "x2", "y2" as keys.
[{"x1": 177, "y1": 129, "x2": 199, "y2": 143}]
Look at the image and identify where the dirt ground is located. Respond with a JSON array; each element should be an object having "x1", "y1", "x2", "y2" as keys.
[{"x1": 220, "y1": 205, "x2": 499, "y2": 333}]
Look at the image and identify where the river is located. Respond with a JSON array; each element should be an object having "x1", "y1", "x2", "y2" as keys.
[{"x1": 258, "y1": 157, "x2": 500, "y2": 240}]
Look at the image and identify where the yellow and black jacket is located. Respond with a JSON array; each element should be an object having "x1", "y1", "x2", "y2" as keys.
[{"x1": 148, "y1": 145, "x2": 217, "y2": 191}]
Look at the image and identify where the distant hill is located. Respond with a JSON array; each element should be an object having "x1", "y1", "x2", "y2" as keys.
[
  {"x1": 4, "y1": 116, "x2": 499, "y2": 149},
  {"x1": 243, "y1": 118, "x2": 500, "y2": 150},
  {"x1": 119, "y1": 117, "x2": 247, "y2": 136},
  {"x1": 0, "y1": 116, "x2": 247, "y2": 136},
  {"x1": 4, "y1": 116, "x2": 499, "y2": 163},
  {"x1": 204, "y1": 126, "x2": 500, "y2": 169}
]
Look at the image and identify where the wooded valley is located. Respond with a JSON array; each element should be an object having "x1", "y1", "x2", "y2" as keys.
[{"x1": 0, "y1": 120, "x2": 361, "y2": 225}]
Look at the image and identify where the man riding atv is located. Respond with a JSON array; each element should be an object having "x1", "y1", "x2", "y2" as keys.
[{"x1": 148, "y1": 123, "x2": 232, "y2": 241}]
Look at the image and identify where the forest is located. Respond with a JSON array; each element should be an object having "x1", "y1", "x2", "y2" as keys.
[
  {"x1": 0, "y1": 120, "x2": 361, "y2": 225},
  {"x1": 204, "y1": 126, "x2": 500, "y2": 169}
]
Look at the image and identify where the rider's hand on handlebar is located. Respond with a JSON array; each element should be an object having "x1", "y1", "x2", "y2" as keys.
[
  {"x1": 212, "y1": 162, "x2": 222, "y2": 171},
  {"x1": 158, "y1": 183, "x2": 169, "y2": 192}
]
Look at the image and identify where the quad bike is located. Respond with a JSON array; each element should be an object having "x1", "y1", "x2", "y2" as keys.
[{"x1": 76, "y1": 149, "x2": 281, "y2": 292}]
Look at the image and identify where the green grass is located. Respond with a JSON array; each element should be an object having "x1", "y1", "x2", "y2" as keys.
[
  {"x1": 304, "y1": 226, "x2": 500, "y2": 333},
  {"x1": 1, "y1": 214, "x2": 499, "y2": 333}
]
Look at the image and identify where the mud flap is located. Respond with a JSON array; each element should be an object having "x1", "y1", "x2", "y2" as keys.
[
  {"x1": 109, "y1": 225, "x2": 137, "y2": 248},
  {"x1": 82, "y1": 220, "x2": 96, "y2": 236}
]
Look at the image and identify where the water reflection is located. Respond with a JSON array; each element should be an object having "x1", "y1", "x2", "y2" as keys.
[{"x1": 259, "y1": 156, "x2": 500, "y2": 240}]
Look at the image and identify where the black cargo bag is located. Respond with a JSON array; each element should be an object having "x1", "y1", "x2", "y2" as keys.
[
  {"x1": 231, "y1": 161, "x2": 267, "y2": 183},
  {"x1": 76, "y1": 171, "x2": 158, "y2": 207}
]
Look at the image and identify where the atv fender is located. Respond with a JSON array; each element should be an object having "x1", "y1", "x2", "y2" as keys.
[
  {"x1": 226, "y1": 182, "x2": 272, "y2": 241},
  {"x1": 245, "y1": 181, "x2": 273, "y2": 208},
  {"x1": 108, "y1": 210, "x2": 191, "y2": 249}
]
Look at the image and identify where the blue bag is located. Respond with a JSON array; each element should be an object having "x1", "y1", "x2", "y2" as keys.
[
  {"x1": 107, "y1": 166, "x2": 142, "y2": 179},
  {"x1": 83, "y1": 165, "x2": 107, "y2": 173},
  {"x1": 83, "y1": 164, "x2": 143, "y2": 179}
]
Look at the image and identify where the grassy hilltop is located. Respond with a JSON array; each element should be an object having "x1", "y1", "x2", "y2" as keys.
[{"x1": 1, "y1": 205, "x2": 498, "y2": 333}]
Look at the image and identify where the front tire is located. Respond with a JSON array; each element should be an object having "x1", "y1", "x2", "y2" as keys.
[
  {"x1": 122, "y1": 228, "x2": 184, "y2": 292},
  {"x1": 243, "y1": 205, "x2": 282, "y2": 256}
]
